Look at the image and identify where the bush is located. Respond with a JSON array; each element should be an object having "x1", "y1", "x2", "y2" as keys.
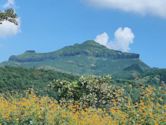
[{"x1": 48, "y1": 76, "x2": 125, "y2": 109}]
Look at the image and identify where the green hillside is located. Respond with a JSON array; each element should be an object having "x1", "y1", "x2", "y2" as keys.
[
  {"x1": 0, "y1": 66, "x2": 77, "y2": 93},
  {"x1": 1, "y1": 40, "x2": 150, "y2": 79}
]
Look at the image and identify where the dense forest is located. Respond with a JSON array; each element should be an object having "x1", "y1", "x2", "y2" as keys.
[{"x1": 0, "y1": 66, "x2": 76, "y2": 93}]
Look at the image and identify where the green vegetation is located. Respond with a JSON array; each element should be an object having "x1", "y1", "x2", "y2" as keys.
[
  {"x1": 0, "y1": 66, "x2": 77, "y2": 93},
  {"x1": 8, "y1": 40, "x2": 140, "y2": 62},
  {"x1": 0, "y1": 66, "x2": 165, "y2": 105},
  {"x1": 0, "y1": 75, "x2": 165, "y2": 125},
  {"x1": 0, "y1": 8, "x2": 18, "y2": 25},
  {"x1": 47, "y1": 75, "x2": 166, "y2": 107},
  {"x1": 0, "y1": 66, "x2": 165, "y2": 95},
  {"x1": 0, "y1": 41, "x2": 165, "y2": 124},
  {"x1": 1, "y1": 41, "x2": 149, "y2": 79}
]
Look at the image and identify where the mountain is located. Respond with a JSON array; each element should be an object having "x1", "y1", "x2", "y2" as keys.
[{"x1": 1, "y1": 40, "x2": 150, "y2": 79}]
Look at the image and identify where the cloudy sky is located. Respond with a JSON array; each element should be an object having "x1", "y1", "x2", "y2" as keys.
[{"x1": 0, "y1": 0, "x2": 166, "y2": 68}]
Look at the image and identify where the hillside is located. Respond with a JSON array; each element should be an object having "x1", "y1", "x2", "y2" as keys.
[
  {"x1": 1, "y1": 40, "x2": 150, "y2": 79},
  {"x1": 0, "y1": 66, "x2": 77, "y2": 93}
]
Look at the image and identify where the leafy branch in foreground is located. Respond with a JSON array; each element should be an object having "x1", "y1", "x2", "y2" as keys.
[{"x1": 0, "y1": 8, "x2": 18, "y2": 25}]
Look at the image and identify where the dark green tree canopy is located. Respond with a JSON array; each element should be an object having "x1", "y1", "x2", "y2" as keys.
[{"x1": 0, "y1": 8, "x2": 18, "y2": 25}]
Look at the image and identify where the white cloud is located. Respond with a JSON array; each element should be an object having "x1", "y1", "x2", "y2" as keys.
[
  {"x1": 112, "y1": 27, "x2": 135, "y2": 52},
  {"x1": 95, "y1": 27, "x2": 135, "y2": 52},
  {"x1": 3, "y1": 0, "x2": 15, "y2": 9},
  {"x1": 0, "y1": 19, "x2": 20, "y2": 38},
  {"x1": 86, "y1": 0, "x2": 166, "y2": 18},
  {"x1": 95, "y1": 32, "x2": 109, "y2": 46}
]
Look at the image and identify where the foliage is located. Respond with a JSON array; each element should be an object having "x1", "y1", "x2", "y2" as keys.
[
  {"x1": 0, "y1": 67, "x2": 165, "y2": 124},
  {"x1": 0, "y1": 66, "x2": 77, "y2": 93},
  {"x1": 0, "y1": 8, "x2": 18, "y2": 25},
  {"x1": 48, "y1": 76, "x2": 125, "y2": 109},
  {"x1": 48, "y1": 75, "x2": 166, "y2": 107},
  {"x1": 143, "y1": 68, "x2": 166, "y2": 84},
  {"x1": 0, "y1": 86, "x2": 165, "y2": 125}
]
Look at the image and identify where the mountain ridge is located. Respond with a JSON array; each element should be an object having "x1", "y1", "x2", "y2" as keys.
[
  {"x1": 1, "y1": 40, "x2": 149, "y2": 79},
  {"x1": 9, "y1": 40, "x2": 140, "y2": 63}
]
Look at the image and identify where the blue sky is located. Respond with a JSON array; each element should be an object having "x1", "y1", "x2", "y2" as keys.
[{"x1": 0, "y1": 0, "x2": 166, "y2": 68}]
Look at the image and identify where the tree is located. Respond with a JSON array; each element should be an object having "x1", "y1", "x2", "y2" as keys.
[{"x1": 0, "y1": 8, "x2": 18, "y2": 25}]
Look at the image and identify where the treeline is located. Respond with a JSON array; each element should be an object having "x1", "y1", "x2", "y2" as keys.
[
  {"x1": 0, "y1": 66, "x2": 165, "y2": 98},
  {"x1": 0, "y1": 66, "x2": 77, "y2": 93}
]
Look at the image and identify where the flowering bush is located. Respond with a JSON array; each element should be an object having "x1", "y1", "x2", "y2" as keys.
[
  {"x1": 48, "y1": 76, "x2": 124, "y2": 109},
  {"x1": 0, "y1": 76, "x2": 165, "y2": 125}
]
